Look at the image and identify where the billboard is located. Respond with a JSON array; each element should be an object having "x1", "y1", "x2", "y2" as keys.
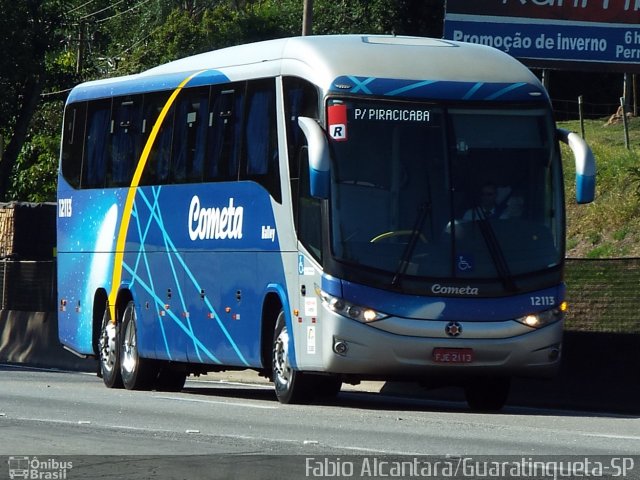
[{"x1": 444, "y1": 0, "x2": 640, "y2": 72}]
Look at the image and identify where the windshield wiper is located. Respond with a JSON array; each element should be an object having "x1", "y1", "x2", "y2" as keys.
[
  {"x1": 474, "y1": 208, "x2": 517, "y2": 292},
  {"x1": 391, "y1": 201, "x2": 431, "y2": 287}
]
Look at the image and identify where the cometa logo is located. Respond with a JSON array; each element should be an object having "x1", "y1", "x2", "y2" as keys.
[
  {"x1": 431, "y1": 284, "x2": 479, "y2": 296},
  {"x1": 188, "y1": 196, "x2": 244, "y2": 241}
]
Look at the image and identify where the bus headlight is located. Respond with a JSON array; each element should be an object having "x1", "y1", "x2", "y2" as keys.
[
  {"x1": 316, "y1": 287, "x2": 388, "y2": 323},
  {"x1": 516, "y1": 303, "x2": 566, "y2": 328}
]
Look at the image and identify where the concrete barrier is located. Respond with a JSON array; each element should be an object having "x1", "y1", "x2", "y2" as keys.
[{"x1": 0, "y1": 310, "x2": 96, "y2": 372}]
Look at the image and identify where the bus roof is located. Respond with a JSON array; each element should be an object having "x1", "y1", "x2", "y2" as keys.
[{"x1": 67, "y1": 35, "x2": 547, "y2": 103}]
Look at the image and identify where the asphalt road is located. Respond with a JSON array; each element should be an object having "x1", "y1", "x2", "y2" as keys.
[{"x1": 1, "y1": 365, "x2": 639, "y2": 479}]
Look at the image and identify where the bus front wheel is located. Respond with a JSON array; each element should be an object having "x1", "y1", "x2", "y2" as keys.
[{"x1": 272, "y1": 311, "x2": 313, "y2": 404}]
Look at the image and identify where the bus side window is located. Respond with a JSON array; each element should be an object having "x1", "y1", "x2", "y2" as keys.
[
  {"x1": 171, "y1": 87, "x2": 210, "y2": 184},
  {"x1": 206, "y1": 87, "x2": 242, "y2": 181},
  {"x1": 110, "y1": 96, "x2": 143, "y2": 187},
  {"x1": 297, "y1": 147, "x2": 323, "y2": 261},
  {"x1": 83, "y1": 99, "x2": 112, "y2": 188},
  {"x1": 61, "y1": 102, "x2": 87, "y2": 189},
  {"x1": 241, "y1": 79, "x2": 280, "y2": 203},
  {"x1": 283, "y1": 77, "x2": 320, "y2": 255},
  {"x1": 140, "y1": 92, "x2": 174, "y2": 186}
]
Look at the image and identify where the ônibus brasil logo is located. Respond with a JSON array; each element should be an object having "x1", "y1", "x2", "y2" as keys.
[{"x1": 8, "y1": 456, "x2": 73, "y2": 479}]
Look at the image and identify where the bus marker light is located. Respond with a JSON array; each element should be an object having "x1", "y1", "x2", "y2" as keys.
[{"x1": 225, "y1": 307, "x2": 231, "y2": 313}]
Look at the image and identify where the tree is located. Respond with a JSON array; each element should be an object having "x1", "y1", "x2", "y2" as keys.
[{"x1": 0, "y1": 0, "x2": 67, "y2": 202}]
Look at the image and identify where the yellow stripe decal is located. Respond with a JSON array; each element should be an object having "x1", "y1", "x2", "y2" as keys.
[{"x1": 108, "y1": 71, "x2": 203, "y2": 320}]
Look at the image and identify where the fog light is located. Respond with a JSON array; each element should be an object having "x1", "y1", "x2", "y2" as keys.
[{"x1": 334, "y1": 340, "x2": 348, "y2": 355}]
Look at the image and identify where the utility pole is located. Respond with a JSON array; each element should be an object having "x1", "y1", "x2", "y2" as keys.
[
  {"x1": 302, "y1": 0, "x2": 313, "y2": 36},
  {"x1": 76, "y1": 23, "x2": 85, "y2": 74}
]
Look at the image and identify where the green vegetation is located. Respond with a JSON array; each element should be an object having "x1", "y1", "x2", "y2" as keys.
[
  {"x1": 560, "y1": 116, "x2": 640, "y2": 258},
  {"x1": 564, "y1": 258, "x2": 640, "y2": 333}
]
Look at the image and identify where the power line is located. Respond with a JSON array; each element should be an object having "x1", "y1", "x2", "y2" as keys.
[
  {"x1": 79, "y1": 0, "x2": 127, "y2": 21},
  {"x1": 96, "y1": 0, "x2": 155, "y2": 24},
  {"x1": 68, "y1": 0, "x2": 99, "y2": 15}
]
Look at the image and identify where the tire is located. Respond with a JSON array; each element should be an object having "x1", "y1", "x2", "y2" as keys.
[
  {"x1": 464, "y1": 377, "x2": 511, "y2": 412},
  {"x1": 98, "y1": 307, "x2": 123, "y2": 388},
  {"x1": 155, "y1": 366, "x2": 187, "y2": 392},
  {"x1": 272, "y1": 311, "x2": 314, "y2": 404},
  {"x1": 120, "y1": 301, "x2": 158, "y2": 390}
]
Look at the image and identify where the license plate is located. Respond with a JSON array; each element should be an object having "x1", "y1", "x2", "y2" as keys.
[{"x1": 432, "y1": 348, "x2": 474, "y2": 364}]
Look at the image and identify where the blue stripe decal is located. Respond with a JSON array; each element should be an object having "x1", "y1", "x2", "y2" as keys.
[
  {"x1": 132, "y1": 187, "x2": 172, "y2": 359},
  {"x1": 485, "y1": 82, "x2": 527, "y2": 100},
  {"x1": 349, "y1": 76, "x2": 375, "y2": 94},
  {"x1": 463, "y1": 82, "x2": 484, "y2": 100},
  {"x1": 386, "y1": 80, "x2": 438, "y2": 97},
  {"x1": 331, "y1": 76, "x2": 547, "y2": 102},
  {"x1": 67, "y1": 70, "x2": 230, "y2": 103},
  {"x1": 122, "y1": 262, "x2": 220, "y2": 364}
]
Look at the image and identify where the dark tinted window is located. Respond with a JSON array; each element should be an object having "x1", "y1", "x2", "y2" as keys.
[
  {"x1": 171, "y1": 87, "x2": 210, "y2": 183},
  {"x1": 110, "y1": 96, "x2": 143, "y2": 186},
  {"x1": 83, "y1": 99, "x2": 111, "y2": 188},
  {"x1": 241, "y1": 79, "x2": 280, "y2": 202},
  {"x1": 61, "y1": 102, "x2": 87, "y2": 188},
  {"x1": 206, "y1": 87, "x2": 242, "y2": 182}
]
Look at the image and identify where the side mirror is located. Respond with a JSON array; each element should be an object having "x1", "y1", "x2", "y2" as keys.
[
  {"x1": 298, "y1": 117, "x2": 330, "y2": 199},
  {"x1": 558, "y1": 128, "x2": 596, "y2": 204}
]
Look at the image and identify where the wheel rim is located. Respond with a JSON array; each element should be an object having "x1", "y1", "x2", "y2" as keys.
[
  {"x1": 99, "y1": 319, "x2": 118, "y2": 375},
  {"x1": 121, "y1": 315, "x2": 137, "y2": 376},
  {"x1": 273, "y1": 325, "x2": 291, "y2": 387}
]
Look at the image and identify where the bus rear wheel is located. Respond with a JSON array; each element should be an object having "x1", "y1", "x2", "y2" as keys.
[
  {"x1": 120, "y1": 301, "x2": 158, "y2": 390},
  {"x1": 98, "y1": 308, "x2": 122, "y2": 388},
  {"x1": 464, "y1": 377, "x2": 511, "y2": 412},
  {"x1": 272, "y1": 311, "x2": 313, "y2": 404}
]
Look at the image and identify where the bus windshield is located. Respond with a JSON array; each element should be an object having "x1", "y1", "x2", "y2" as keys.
[{"x1": 328, "y1": 99, "x2": 563, "y2": 285}]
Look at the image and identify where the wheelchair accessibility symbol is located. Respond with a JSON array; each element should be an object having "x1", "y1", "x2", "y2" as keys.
[{"x1": 457, "y1": 255, "x2": 474, "y2": 272}]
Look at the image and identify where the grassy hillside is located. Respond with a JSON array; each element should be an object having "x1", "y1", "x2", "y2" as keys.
[{"x1": 560, "y1": 115, "x2": 640, "y2": 258}]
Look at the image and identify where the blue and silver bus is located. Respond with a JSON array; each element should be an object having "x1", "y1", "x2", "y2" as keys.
[{"x1": 57, "y1": 35, "x2": 595, "y2": 410}]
